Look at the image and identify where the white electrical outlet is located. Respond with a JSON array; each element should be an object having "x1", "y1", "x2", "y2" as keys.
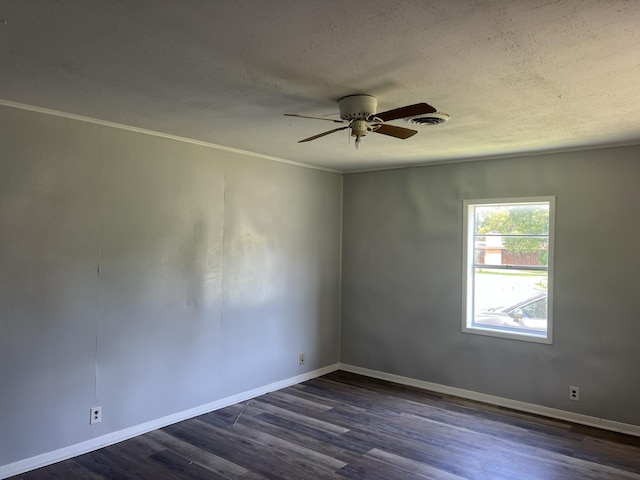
[
  {"x1": 299, "y1": 353, "x2": 305, "y2": 365},
  {"x1": 90, "y1": 406, "x2": 102, "y2": 424},
  {"x1": 569, "y1": 386, "x2": 579, "y2": 401}
]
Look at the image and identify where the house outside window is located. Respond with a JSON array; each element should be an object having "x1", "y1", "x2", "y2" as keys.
[{"x1": 462, "y1": 197, "x2": 555, "y2": 344}]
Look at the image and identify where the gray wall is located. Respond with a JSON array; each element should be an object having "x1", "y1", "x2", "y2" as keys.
[
  {"x1": 0, "y1": 106, "x2": 342, "y2": 466},
  {"x1": 341, "y1": 146, "x2": 640, "y2": 427}
]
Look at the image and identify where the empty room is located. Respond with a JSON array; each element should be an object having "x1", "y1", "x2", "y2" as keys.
[{"x1": 1, "y1": 1, "x2": 640, "y2": 479}]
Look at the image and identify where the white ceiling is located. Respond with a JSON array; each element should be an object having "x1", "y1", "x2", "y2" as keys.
[{"x1": 1, "y1": 1, "x2": 639, "y2": 172}]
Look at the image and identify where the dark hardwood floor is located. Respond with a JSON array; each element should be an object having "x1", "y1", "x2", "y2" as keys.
[{"x1": 11, "y1": 371, "x2": 640, "y2": 479}]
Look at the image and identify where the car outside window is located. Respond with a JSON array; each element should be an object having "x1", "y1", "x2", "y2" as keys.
[{"x1": 462, "y1": 197, "x2": 555, "y2": 344}]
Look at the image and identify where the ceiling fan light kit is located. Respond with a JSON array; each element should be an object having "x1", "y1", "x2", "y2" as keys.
[{"x1": 285, "y1": 94, "x2": 443, "y2": 149}]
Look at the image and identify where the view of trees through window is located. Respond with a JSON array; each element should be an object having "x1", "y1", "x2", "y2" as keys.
[
  {"x1": 475, "y1": 204, "x2": 549, "y2": 267},
  {"x1": 464, "y1": 198, "x2": 553, "y2": 342}
]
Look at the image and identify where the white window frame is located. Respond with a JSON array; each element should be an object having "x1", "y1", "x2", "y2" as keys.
[{"x1": 462, "y1": 196, "x2": 555, "y2": 344}]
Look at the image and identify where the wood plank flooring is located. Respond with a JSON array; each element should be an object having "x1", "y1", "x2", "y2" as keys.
[{"x1": 10, "y1": 371, "x2": 640, "y2": 479}]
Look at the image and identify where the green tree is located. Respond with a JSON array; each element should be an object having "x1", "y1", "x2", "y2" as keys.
[{"x1": 476, "y1": 205, "x2": 549, "y2": 265}]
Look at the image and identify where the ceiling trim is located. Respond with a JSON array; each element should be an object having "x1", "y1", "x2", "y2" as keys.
[
  {"x1": 4, "y1": 99, "x2": 638, "y2": 176},
  {"x1": 0, "y1": 99, "x2": 342, "y2": 174},
  {"x1": 344, "y1": 140, "x2": 640, "y2": 175}
]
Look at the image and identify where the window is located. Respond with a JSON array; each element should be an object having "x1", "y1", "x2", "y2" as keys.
[{"x1": 462, "y1": 197, "x2": 555, "y2": 343}]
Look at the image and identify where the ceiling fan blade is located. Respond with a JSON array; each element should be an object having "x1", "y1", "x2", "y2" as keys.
[
  {"x1": 373, "y1": 102, "x2": 437, "y2": 122},
  {"x1": 299, "y1": 126, "x2": 349, "y2": 143},
  {"x1": 284, "y1": 113, "x2": 345, "y2": 123},
  {"x1": 372, "y1": 124, "x2": 418, "y2": 140}
]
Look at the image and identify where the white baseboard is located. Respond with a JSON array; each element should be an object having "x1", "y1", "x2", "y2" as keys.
[
  {"x1": 338, "y1": 363, "x2": 640, "y2": 437},
  {"x1": 0, "y1": 363, "x2": 339, "y2": 480},
  {"x1": 7, "y1": 362, "x2": 637, "y2": 479}
]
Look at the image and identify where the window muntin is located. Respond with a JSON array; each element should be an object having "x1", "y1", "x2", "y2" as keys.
[{"x1": 463, "y1": 197, "x2": 554, "y2": 344}]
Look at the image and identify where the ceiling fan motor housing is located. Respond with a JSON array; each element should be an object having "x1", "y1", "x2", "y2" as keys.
[{"x1": 338, "y1": 94, "x2": 377, "y2": 121}]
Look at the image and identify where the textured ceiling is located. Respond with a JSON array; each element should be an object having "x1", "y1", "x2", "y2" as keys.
[{"x1": 1, "y1": 1, "x2": 639, "y2": 172}]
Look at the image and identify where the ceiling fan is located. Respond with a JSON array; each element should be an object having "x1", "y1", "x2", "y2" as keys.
[{"x1": 285, "y1": 94, "x2": 438, "y2": 149}]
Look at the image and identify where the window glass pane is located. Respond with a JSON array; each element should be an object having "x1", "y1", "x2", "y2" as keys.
[
  {"x1": 475, "y1": 204, "x2": 549, "y2": 235},
  {"x1": 473, "y1": 203, "x2": 549, "y2": 270},
  {"x1": 472, "y1": 268, "x2": 548, "y2": 334}
]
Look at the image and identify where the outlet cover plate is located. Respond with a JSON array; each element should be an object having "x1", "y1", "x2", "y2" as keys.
[
  {"x1": 569, "y1": 386, "x2": 579, "y2": 401},
  {"x1": 90, "y1": 406, "x2": 102, "y2": 425}
]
